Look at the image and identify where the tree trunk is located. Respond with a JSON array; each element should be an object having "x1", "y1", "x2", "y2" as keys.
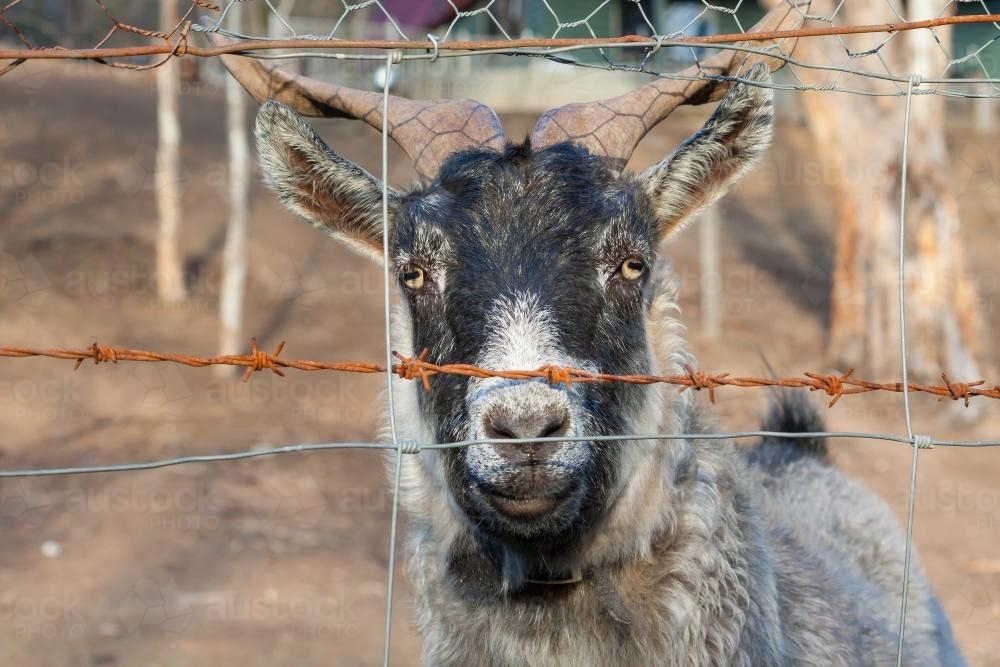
[
  {"x1": 699, "y1": 203, "x2": 721, "y2": 341},
  {"x1": 155, "y1": 0, "x2": 187, "y2": 302},
  {"x1": 904, "y1": 0, "x2": 982, "y2": 389},
  {"x1": 217, "y1": 1, "x2": 251, "y2": 373},
  {"x1": 790, "y1": 0, "x2": 983, "y2": 391}
]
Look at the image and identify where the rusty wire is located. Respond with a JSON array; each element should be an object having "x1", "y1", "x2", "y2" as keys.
[
  {"x1": 0, "y1": 0, "x2": 221, "y2": 75},
  {"x1": 2, "y1": 339, "x2": 999, "y2": 409},
  {"x1": 2, "y1": 0, "x2": 1000, "y2": 90},
  {"x1": 1, "y1": 13, "x2": 999, "y2": 64},
  {"x1": 3, "y1": 2, "x2": 1000, "y2": 663}
]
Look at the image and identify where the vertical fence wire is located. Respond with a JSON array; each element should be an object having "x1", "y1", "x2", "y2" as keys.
[
  {"x1": 894, "y1": 73, "x2": 922, "y2": 666},
  {"x1": 380, "y1": 51, "x2": 403, "y2": 667},
  {"x1": 6, "y1": 3, "x2": 1000, "y2": 659}
]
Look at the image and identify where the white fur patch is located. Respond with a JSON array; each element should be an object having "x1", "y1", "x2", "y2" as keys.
[
  {"x1": 465, "y1": 292, "x2": 590, "y2": 478},
  {"x1": 476, "y1": 292, "x2": 561, "y2": 375}
]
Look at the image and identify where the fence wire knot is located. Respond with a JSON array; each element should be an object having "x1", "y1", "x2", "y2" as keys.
[
  {"x1": 805, "y1": 369, "x2": 853, "y2": 406},
  {"x1": 680, "y1": 365, "x2": 726, "y2": 404},
  {"x1": 397, "y1": 440, "x2": 422, "y2": 455},
  {"x1": 939, "y1": 374, "x2": 984, "y2": 407},
  {"x1": 426, "y1": 34, "x2": 440, "y2": 62},
  {"x1": 540, "y1": 365, "x2": 573, "y2": 388},
  {"x1": 912, "y1": 434, "x2": 934, "y2": 450},
  {"x1": 79, "y1": 342, "x2": 119, "y2": 369},
  {"x1": 173, "y1": 20, "x2": 192, "y2": 57},
  {"x1": 242, "y1": 338, "x2": 286, "y2": 382},
  {"x1": 648, "y1": 34, "x2": 665, "y2": 57},
  {"x1": 393, "y1": 349, "x2": 433, "y2": 392}
]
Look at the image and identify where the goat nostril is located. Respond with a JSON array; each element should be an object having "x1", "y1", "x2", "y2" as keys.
[
  {"x1": 487, "y1": 422, "x2": 517, "y2": 440},
  {"x1": 484, "y1": 408, "x2": 570, "y2": 442},
  {"x1": 541, "y1": 416, "x2": 568, "y2": 439}
]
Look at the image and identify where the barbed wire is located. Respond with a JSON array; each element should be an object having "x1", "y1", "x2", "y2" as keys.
[
  {"x1": 2, "y1": 1, "x2": 1000, "y2": 98},
  {"x1": 3, "y1": 339, "x2": 1000, "y2": 408},
  {"x1": 3, "y1": 2, "x2": 999, "y2": 665}
]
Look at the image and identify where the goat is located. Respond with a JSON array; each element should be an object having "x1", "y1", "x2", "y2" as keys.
[{"x1": 216, "y1": 2, "x2": 966, "y2": 664}]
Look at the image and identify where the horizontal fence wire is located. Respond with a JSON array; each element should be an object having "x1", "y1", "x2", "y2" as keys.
[
  {"x1": 4, "y1": 430, "x2": 998, "y2": 480},
  {"x1": 1, "y1": 15, "x2": 999, "y2": 61},
  {"x1": 4, "y1": 2, "x2": 1000, "y2": 665},
  {"x1": 2, "y1": 1, "x2": 1000, "y2": 99},
  {"x1": 3, "y1": 340, "x2": 1000, "y2": 407}
]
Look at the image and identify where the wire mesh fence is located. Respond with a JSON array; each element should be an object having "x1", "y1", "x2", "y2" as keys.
[
  {"x1": 2, "y1": 1, "x2": 1000, "y2": 91},
  {"x1": 2, "y1": 1, "x2": 1000, "y2": 665}
]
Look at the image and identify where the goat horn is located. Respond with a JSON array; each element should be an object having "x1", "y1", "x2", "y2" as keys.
[
  {"x1": 205, "y1": 32, "x2": 505, "y2": 183},
  {"x1": 531, "y1": 0, "x2": 810, "y2": 172}
]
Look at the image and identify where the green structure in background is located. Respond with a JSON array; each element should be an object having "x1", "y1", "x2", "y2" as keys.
[{"x1": 518, "y1": 0, "x2": 999, "y2": 78}]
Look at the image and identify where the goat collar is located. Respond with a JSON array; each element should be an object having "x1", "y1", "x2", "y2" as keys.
[
  {"x1": 523, "y1": 566, "x2": 583, "y2": 586},
  {"x1": 521, "y1": 569, "x2": 633, "y2": 628}
]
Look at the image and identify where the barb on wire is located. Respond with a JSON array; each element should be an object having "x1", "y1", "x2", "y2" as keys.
[
  {"x1": 0, "y1": 339, "x2": 385, "y2": 377},
  {"x1": 4, "y1": 341, "x2": 1000, "y2": 408}
]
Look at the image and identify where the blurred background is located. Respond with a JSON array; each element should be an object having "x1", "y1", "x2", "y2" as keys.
[{"x1": 1, "y1": 1, "x2": 999, "y2": 665}]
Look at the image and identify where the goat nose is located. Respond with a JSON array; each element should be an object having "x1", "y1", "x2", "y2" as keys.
[
  {"x1": 485, "y1": 407, "x2": 571, "y2": 440},
  {"x1": 482, "y1": 406, "x2": 571, "y2": 463}
]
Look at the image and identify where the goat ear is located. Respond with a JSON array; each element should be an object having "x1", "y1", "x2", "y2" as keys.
[
  {"x1": 637, "y1": 63, "x2": 772, "y2": 243},
  {"x1": 255, "y1": 101, "x2": 399, "y2": 262}
]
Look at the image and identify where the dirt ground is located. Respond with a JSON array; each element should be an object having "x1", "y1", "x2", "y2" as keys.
[{"x1": 1, "y1": 65, "x2": 998, "y2": 666}]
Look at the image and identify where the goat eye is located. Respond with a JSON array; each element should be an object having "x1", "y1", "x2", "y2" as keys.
[
  {"x1": 401, "y1": 264, "x2": 426, "y2": 290},
  {"x1": 619, "y1": 258, "x2": 645, "y2": 281}
]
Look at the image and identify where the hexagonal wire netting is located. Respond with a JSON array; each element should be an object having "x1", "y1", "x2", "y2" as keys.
[{"x1": 1, "y1": 1, "x2": 1000, "y2": 665}]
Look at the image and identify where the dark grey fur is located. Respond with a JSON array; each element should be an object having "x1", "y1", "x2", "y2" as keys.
[{"x1": 253, "y1": 64, "x2": 966, "y2": 666}]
